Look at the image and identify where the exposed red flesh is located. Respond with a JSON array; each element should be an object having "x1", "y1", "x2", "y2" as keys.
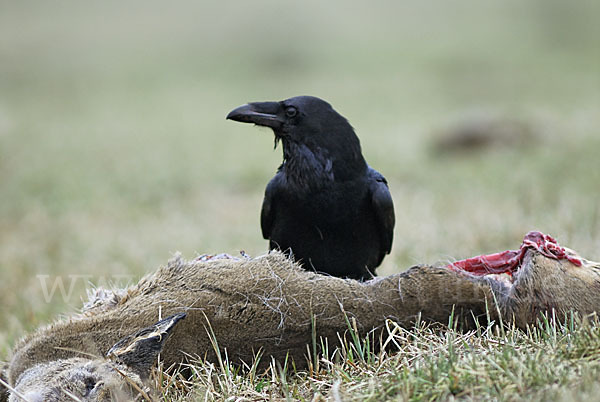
[{"x1": 448, "y1": 231, "x2": 582, "y2": 276}]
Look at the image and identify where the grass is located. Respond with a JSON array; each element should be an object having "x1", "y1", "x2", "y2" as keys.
[
  {"x1": 0, "y1": 0, "x2": 599, "y2": 399},
  {"x1": 152, "y1": 315, "x2": 600, "y2": 401}
]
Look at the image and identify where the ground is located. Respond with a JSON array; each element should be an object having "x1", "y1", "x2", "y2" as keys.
[{"x1": 0, "y1": 0, "x2": 599, "y2": 400}]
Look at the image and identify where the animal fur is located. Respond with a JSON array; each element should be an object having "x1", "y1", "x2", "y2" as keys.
[{"x1": 2, "y1": 249, "x2": 599, "y2": 401}]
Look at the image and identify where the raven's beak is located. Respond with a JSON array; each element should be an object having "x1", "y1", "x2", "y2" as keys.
[{"x1": 226, "y1": 101, "x2": 284, "y2": 129}]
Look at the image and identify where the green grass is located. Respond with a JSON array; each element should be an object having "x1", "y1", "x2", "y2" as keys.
[
  {"x1": 154, "y1": 316, "x2": 600, "y2": 401},
  {"x1": 1, "y1": 0, "x2": 599, "y2": 399}
]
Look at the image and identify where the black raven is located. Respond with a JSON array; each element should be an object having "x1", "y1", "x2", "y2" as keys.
[{"x1": 227, "y1": 96, "x2": 394, "y2": 280}]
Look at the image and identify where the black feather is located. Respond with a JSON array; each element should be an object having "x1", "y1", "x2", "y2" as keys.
[{"x1": 228, "y1": 96, "x2": 395, "y2": 280}]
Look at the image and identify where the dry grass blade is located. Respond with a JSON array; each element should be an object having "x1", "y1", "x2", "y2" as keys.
[
  {"x1": 0, "y1": 376, "x2": 32, "y2": 402},
  {"x1": 113, "y1": 366, "x2": 154, "y2": 402}
]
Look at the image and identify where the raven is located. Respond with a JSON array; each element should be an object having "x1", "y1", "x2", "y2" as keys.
[{"x1": 227, "y1": 96, "x2": 394, "y2": 280}]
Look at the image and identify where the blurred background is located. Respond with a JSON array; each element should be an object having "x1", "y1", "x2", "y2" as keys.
[{"x1": 1, "y1": 0, "x2": 598, "y2": 354}]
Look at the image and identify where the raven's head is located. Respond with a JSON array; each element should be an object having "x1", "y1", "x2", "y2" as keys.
[{"x1": 226, "y1": 96, "x2": 363, "y2": 160}]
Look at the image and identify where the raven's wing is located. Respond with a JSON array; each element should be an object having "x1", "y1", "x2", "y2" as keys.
[
  {"x1": 260, "y1": 174, "x2": 282, "y2": 240},
  {"x1": 368, "y1": 168, "x2": 395, "y2": 255}
]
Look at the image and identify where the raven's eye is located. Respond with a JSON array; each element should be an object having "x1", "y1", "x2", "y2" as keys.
[{"x1": 285, "y1": 107, "x2": 297, "y2": 118}]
